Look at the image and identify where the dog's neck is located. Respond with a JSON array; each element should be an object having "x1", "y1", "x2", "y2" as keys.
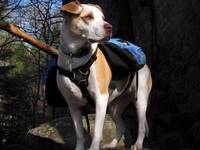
[
  {"x1": 60, "y1": 22, "x2": 89, "y2": 54},
  {"x1": 58, "y1": 22, "x2": 97, "y2": 71}
]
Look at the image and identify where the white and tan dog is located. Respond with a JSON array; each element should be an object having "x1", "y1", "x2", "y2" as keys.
[{"x1": 57, "y1": 1, "x2": 152, "y2": 150}]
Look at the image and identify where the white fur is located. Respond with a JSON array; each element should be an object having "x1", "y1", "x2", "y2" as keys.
[
  {"x1": 70, "y1": 4, "x2": 107, "y2": 41},
  {"x1": 57, "y1": 2, "x2": 152, "y2": 150}
]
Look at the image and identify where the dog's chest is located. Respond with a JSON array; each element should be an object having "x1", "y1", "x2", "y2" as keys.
[{"x1": 57, "y1": 73, "x2": 88, "y2": 105}]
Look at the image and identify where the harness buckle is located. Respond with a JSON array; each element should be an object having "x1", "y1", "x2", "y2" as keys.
[
  {"x1": 79, "y1": 68, "x2": 90, "y2": 76},
  {"x1": 71, "y1": 70, "x2": 76, "y2": 80},
  {"x1": 78, "y1": 79, "x2": 88, "y2": 86}
]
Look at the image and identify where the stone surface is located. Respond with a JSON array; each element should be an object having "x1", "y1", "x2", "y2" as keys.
[
  {"x1": 28, "y1": 117, "x2": 75, "y2": 145},
  {"x1": 26, "y1": 115, "x2": 128, "y2": 150}
]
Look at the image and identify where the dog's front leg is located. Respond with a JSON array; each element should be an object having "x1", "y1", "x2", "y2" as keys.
[
  {"x1": 68, "y1": 104, "x2": 85, "y2": 150},
  {"x1": 89, "y1": 94, "x2": 109, "y2": 150}
]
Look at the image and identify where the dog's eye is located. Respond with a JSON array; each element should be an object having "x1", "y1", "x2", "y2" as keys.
[{"x1": 84, "y1": 14, "x2": 93, "y2": 20}]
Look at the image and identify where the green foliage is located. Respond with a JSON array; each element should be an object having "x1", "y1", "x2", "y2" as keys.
[
  {"x1": 10, "y1": 43, "x2": 33, "y2": 74},
  {"x1": 1, "y1": 34, "x2": 30, "y2": 74},
  {"x1": 0, "y1": 0, "x2": 62, "y2": 148},
  {"x1": 0, "y1": 71, "x2": 34, "y2": 146},
  {"x1": 0, "y1": 0, "x2": 7, "y2": 20},
  {"x1": 0, "y1": 32, "x2": 35, "y2": 146}
]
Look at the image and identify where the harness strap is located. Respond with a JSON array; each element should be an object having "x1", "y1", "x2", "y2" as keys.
[
  {"x1": 120, "y1": 73, "x2": 135, "y2": 96},
  {"x1": 60, "y1": 44, "x2": 91, "y2": 58},
  {"x1": 57, "y1": 50, "x2": 97, "y2": 107}
]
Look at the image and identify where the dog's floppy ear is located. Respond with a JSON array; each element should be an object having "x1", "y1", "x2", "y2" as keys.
[{"x1": 61, "y1": 1, "x2": 83, "y2": 15}]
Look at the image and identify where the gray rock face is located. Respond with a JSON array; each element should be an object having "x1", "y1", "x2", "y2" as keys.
[
  {"x1": 28, "y1": 117, "x2": 76, "y2": 145},
  {"x1": 26, "y1": 116, "x2": 127, "y2": 150}
]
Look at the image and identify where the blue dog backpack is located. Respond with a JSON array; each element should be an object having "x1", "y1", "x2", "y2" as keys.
[
  {"x1": 108, "y1": 38, "x2": 146, "y2": 65},
  {"x1": 98, "y1": 38, "x2": 146, "y2": 80}
]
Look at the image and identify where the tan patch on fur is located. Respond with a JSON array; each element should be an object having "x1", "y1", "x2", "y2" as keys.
[
  {"x1": 61, "y1": 1, "x2": 83, "y2": 14},
  {"x1": 80, "y1": 10, "x2": 94, "y2": 24},
  {"x1": 80, "y1": 9, "x2": 91, "y2": 17},
  {"x1": 147, "y1": 67, "x2": 152, "y2": 94},
  {"x1": 95, "y1": 48, "x2": 112, "y2": 95}
]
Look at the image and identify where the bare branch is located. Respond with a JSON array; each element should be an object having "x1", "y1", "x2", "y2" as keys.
[
  {"x1": 2, "y1": 0, "x2": 21, "y2": 20},
  {"x1": 0, "y1": 21, "x2": 58, "y2": 56}
]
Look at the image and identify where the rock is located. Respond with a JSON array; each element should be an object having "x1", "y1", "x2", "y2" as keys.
[
  {"x1": 28, "y1": 117, "x2": 75, "y2": 145},
  {"x1": 26, "y1": 115, "x2": 127, "y2": 150}
]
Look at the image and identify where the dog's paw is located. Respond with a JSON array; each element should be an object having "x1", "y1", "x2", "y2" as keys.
[
  {"x1": 102, "y1": 143, "x2": 115, "y2": 149},
  {"x1": 131, "y1": 143, "x2": 143, "y2": 150},
  {"x1": 88, "y1": 144, "x2": 100, "y2": 150},
  {"x1": 102, "y1": 140, "x2": 117, "y2": 149},
  {"x1": 87, "y1": 147, "x2": 99, "y2": 150}
]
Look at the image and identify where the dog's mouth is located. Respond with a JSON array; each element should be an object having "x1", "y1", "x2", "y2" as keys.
[
  {"x1": 101, "y1": 36, "x2": 111, "y2": 41},
  {"x1": 88, "y1": 35, "x2": 111, "y2": 43},
  {"x1": 88, "y1": 23, "x2": 112, "y2": 43}
]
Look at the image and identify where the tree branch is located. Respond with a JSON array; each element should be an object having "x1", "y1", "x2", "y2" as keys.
[{"x1": 0, "y1": 21, "x2": 58, "y2": 56}]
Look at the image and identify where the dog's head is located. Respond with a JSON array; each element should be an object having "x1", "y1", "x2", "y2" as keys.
[{"x1": 61, "y1": 1, "x2": 112, "y2": 42}]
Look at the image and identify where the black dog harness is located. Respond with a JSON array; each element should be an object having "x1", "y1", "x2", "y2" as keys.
[
  {"x1": 57, "y1": 42, "x2": 142, "y2": 106},
  {"x1": 57, "y1": 50, "x2": 97, "y2": 106}
]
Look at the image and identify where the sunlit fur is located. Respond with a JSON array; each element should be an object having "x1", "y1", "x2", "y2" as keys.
[{"x1": 64, "y1": 4, "x2": 108, "y2": 42}]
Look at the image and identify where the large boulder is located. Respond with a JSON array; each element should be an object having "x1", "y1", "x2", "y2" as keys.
[{"x1": 24, "y1": 116, "x2": 128, "y2": 150}]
